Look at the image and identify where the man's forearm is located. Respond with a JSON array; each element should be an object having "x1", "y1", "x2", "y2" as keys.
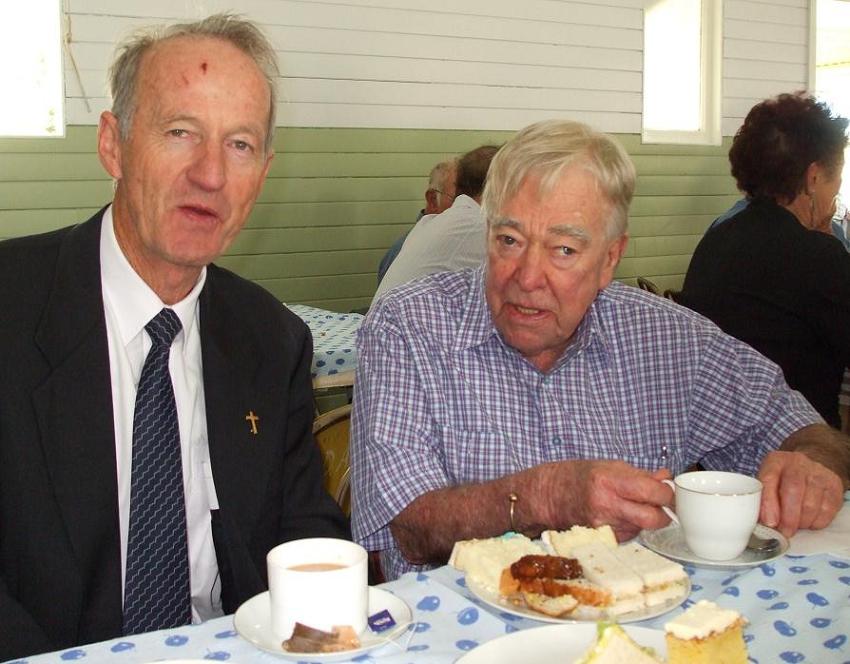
[
  {"x1": 388, "y1": 463, "x2": 569, "y2": 566},
  {"x1": 780, "y1": 423, "x2": 850, "y2": 488}
]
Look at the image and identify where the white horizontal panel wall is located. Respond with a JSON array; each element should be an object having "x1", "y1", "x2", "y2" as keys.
[
  {"x1": 64, "y1": 0, "x2": 811, "y2": 135},
  {"x1": 722, "y1": 0, "x2": 810, "y2": 136}
]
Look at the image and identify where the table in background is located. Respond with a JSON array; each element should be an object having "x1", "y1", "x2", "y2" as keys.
[
  {"x1": 286, "y1": 304, "x2": 364, "y2": 382},
  {"x1": 16, "y1": 496, "x2": 849, "y2": 664}
]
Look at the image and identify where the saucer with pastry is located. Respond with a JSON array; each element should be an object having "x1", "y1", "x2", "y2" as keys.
[{"x1": 233, "y1": 538, "x2": 412, "y2": 661}]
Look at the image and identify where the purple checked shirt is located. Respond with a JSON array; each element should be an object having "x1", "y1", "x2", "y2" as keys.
[{"x1": 350, "y1": 266, "x2": 822, "y2": 580}]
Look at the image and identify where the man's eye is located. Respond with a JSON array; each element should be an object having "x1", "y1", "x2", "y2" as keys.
[
  {"x1": 167, "y1": 128, "x2": 189, "y2": 138},
  {"x1": 233, "y1": 140, "x2": 253, "y2": 152},
  {"x1": 498, "y1": 235, "x2": 517, "y2": 246},
  {"x1": 558, "y1": 246, "x2": 576, "y2": 256}
]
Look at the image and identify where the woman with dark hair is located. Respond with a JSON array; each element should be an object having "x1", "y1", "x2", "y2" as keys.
[{"x1": 680, "y1": 92, "x2": 850, "y2": 428}]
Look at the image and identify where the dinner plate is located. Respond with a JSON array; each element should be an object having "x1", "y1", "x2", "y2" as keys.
[
  {"x1": 233, "y1": 587, "x2": 412, "y2": 661},
  {"x1": 639, "y1": 523, "x2": 789, "y2": 570},
  {"x1": 465, "y1": 574, "x2": 690, "y2": 625},
  {"x1": 455, "y1": 623, "x2": 666, "y2": 663}
]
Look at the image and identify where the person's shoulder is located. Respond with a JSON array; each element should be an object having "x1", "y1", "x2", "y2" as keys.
[
  {"x1": 597, "y1": 281, "x2": 721, "y2": 334},
  {"x1": 0, "y1": 223, "x2": 76, "y2": 262},
  {"x1": 205, "y1": 263, "x2": 307, "y2": 335},
  {"x1": 368, "y1": 268, "x2": 476, "y2": 329},
  {"x1": 0, "y1": 223, "x2": 84, "y2": 295}
]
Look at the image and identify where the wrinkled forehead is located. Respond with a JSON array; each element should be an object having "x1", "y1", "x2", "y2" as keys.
[
  {"x1": 137, "y1": 35, "x2": 269, "y2": 102},
  {"x1": 493, "y1": 167, "x2": 611, "y2": 227}
]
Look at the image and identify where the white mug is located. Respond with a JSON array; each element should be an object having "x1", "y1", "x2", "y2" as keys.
[
  {"x1": 267, "y1": 538, "x2": 368, "y2": 641},
  {"x1": 662, "y1": 471, "x2": 762, "y2": 561}
]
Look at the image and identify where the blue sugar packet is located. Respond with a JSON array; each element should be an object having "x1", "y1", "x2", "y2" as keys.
[{"x1": 368, "y1": 609, "x2": 396, "y2": 633}]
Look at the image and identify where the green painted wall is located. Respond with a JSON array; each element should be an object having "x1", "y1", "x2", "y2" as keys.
[{"x1": 0, "y1": 127, "x2": 738, "y2": 311}]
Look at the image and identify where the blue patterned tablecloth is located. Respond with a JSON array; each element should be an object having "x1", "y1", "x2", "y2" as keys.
[
  {"x1": 12, "y1": 497, "x2": 849, "y2": 664},
  {"x1": 13, "y1": 552, "x2": 849, "y2": 664},
  {"x1": 8, "y1": 572, "x2": 509, "y2": 664},
  {"x1": 428, "y1": 554, "x2": 850, "y2": 664},
  {"x1": 286, "y1": 304, "x2": 363, "y2": 379}
]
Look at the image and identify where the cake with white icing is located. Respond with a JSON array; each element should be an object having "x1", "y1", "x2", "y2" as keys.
[{"x1": 664, "y1": 600, "x2": 748, "y2": 663}]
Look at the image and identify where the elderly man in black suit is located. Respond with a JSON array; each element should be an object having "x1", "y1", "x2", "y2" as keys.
[{"x1": 0, "y1": 14, "x2": 347, "y2": 660}]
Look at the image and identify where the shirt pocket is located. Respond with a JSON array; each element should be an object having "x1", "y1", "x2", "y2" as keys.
[{"x1": 440, "y1": 427, "x2": 521, "y2": 485}]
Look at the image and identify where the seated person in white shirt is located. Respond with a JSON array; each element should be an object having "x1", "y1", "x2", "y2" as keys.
[
  {"x1": 377, "y1": 158, "x2": 459, "y2": 285},
  {"x1": 373, "y1": 145, "x2": 500, "y2": 301}
]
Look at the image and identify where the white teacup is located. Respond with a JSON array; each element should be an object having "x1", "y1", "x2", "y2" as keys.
[
  {"x1": 662, "y1": 471, "x2": 762, "y2": 561},
  {"x1": 267, "y1": 538, "x2": 368, "y2": 641}
]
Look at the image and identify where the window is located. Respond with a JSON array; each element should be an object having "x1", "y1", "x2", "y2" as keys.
[
  {"x1": 642, "y1": 0, "x2": 721, "y2": 145},
  {"x1": 815, "y1": 0, "x2": 850, "y2": 204},
  {"x1": 0, "y1": 0, "x2": 64, "y2": 137}
]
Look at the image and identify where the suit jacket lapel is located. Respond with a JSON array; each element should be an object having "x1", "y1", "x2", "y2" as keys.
[
  {"x1": 199, "y1": 268, "x2": 267, "y2": 535},
  {"x1": 32, "y1": 210, "x2": 123, "y2": 636}
]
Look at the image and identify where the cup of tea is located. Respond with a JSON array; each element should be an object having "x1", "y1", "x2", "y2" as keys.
[
  {"x1": 267, "y1": 538, "x2": 368, "y2": 641},
  {"x1": 661, "y1": 471, "x2": 762, "y2": 561}
]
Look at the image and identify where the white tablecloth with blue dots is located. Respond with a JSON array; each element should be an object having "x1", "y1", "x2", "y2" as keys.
[
  {"x1": 286, "y1": 304, "x2": 364, "y2": 379},
  {"x1": 14, "y1": 497, "x2": 850, "y2": 664},
  {"x1": 13, "y1": 555, "x2": 848, "y2": 664}
]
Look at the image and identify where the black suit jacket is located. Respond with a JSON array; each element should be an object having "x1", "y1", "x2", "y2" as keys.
[{"x1": 0, "y1": 210, "x2": 349, "y2": 660}]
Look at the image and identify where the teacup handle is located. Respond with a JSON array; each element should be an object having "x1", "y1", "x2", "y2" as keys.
[{"x1": 660, "y1": 478, "x2": 679, "y2": 525}]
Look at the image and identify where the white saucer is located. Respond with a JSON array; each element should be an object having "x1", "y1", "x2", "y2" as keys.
[
  {"x1": 233, "y1": 587, "x2": 412, "y2": 661},
  {"x1": 639, "y1": 523, "x2": 789, "y2": 570}
]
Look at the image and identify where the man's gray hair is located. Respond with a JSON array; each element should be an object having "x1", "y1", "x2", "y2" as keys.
[
  {"x1": 482, "y1": 120, "x2": 636, "y2": 238},
  {"x1": 428, "y1": 159, "x2": 457, "y2": 191},
  {"x1": 108, "y1": 13, "x2": 279, "y2": 154}
]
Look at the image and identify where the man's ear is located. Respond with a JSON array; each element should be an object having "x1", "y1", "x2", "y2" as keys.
[
  {"x1": 261, "y1": 149, "x2": 274, "y2": 181},
  {"x1": 599, "y1": 234, "x2": 629, "y2": 288},
  {"x1": 424, "y1": 188, "x2": 439, "y2": 215},
  {"x1": 97, "y1": 111, "x2": 123, "y2": 180}
]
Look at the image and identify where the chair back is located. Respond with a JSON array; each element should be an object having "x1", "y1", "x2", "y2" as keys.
[
  {"x1": 663, "y1": 289, "x2": 681, "y2": 303},
  {"x1": 636, "y1": 277, "x2": 661, "y2": 294},
  {"x1": 312, "y1": 404, "x2": 352, "y2": 513}
]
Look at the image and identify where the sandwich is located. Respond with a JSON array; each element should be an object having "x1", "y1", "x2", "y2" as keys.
[
  {"x1": 450, "y1": 526, "x2": 687, "y2": 620},
  {"x1": 574, "y1": 623, "x2": 664, "y2": 663},
  {"x1": 449, "y1": 532, "x2": 545, "y2": 595},
  {"x1": 567, "y1": 541, "x2": 688, "y2": 616}
]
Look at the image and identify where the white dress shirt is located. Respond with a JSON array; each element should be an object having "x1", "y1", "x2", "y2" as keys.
[
  {"x1": 100, "y1": 206, "x2": 223, "y2": 622},
  {"x1": 372, "y1": 194, "x2": 487, "y2": 301}
]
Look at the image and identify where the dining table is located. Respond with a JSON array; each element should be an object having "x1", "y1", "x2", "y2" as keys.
[
  {"x1": 285, "y1": 304, "x2": 364, "y2": 381},
  {"x1": 11, "y1": 494, "x2": 849, "y2": 664}
]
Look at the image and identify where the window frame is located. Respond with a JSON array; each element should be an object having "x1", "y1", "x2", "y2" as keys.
[{"x1": 641, "y1": 0, "x2": 722, "y2": 146}]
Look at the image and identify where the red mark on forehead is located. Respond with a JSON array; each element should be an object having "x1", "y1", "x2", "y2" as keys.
[
  {"x1": 181, "y1": 73, "x2": 189, "y2": 85},
  {"x1": 201, "y1": 62, "x2": 208, "y2": 73}
]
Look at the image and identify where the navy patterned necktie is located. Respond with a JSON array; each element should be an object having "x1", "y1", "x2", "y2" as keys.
[{"x1": 123, "y1": 308, "x2": 191, "y2": 634}]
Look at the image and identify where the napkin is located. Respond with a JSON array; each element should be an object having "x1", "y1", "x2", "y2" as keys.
[{"x1": 788, "y1": 492, "x2": 850, "y2": 557}]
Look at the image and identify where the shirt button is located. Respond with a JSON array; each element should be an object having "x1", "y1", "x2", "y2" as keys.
[{"x1": 553, "y1": 436, "x2": 562, "y2": 445}]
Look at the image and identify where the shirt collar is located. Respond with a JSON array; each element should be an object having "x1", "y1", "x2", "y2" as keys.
[
  {"x1": 452, "y1": 264, "x2": 499, "y2": 352},
  {"x1": 100, "y1": 204, "x2": 207, "y2": 346},
  {"x1": 451, "y1": 264, "x2": 612, "y2": 370}
]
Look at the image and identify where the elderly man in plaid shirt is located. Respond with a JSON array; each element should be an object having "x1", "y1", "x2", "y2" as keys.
[{"x1": 350, "y1": 120, "x2": 850, "y2": 580}]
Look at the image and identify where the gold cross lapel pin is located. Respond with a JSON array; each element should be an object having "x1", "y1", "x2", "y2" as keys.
[{"x1": 245, "y1": 411, "x2": 260, "y2": 435}]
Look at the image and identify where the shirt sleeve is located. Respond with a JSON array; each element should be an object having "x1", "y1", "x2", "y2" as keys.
[
  {"x1": 349, "y1": 302, "x2": 453, "y2": 572},
  {"x1": 687, "y1": 329, "x2": 823, "y2": 474}
]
